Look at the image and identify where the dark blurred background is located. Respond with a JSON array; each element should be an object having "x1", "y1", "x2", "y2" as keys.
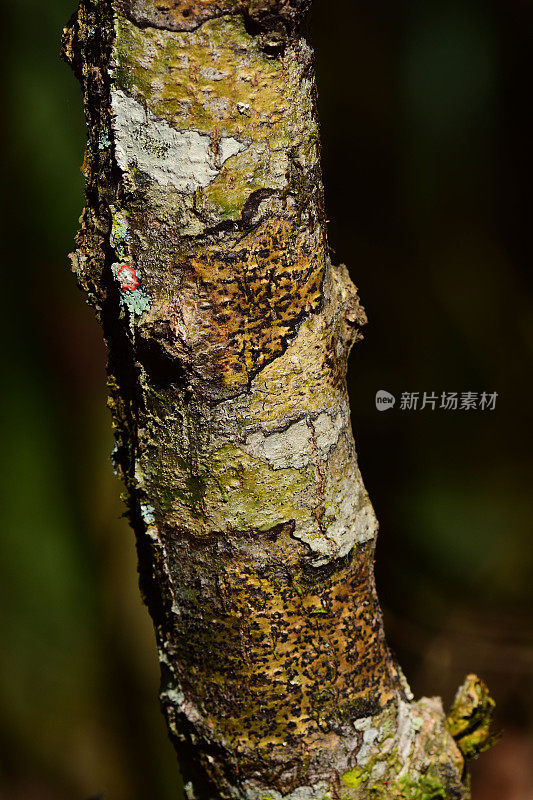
[{"x1": 1, "y1": 0, "x2": 532, "y2": 797}]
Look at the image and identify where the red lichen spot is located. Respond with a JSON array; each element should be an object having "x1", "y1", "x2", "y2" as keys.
[{"x1": 117, "y1": 264, "x2": 139, "y2": 291}]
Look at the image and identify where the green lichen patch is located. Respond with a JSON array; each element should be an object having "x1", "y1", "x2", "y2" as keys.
[
  {"x1": 193, "y1": 441, "x2": 313, "y2": 533},
  {"x1": 200, "y1": 147, "x2": 286, "y2": 220},
  {"x1": 341, "y1": 768, "x2": 365, "y2": 789},
  {"x1": 340, "y1": 764, "x2": 449, "y2": 800},
  {"x1": 121, "y1": 286, "x2": 151, "y2": 316},
  {"x1": 110, "y1": 206, "x2": 130, "y2": 256},
  {"x1": 397, "y1": 772, "x2": 447, "y2": 800},
  {"x1": 112, "y1": 15, "x2": 292, "y2": 145},
  {"x1": 446, "y1": 674, "x2": 500, "y2": 760}
]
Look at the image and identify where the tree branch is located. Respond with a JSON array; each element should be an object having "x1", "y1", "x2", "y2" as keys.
[{"x1": 62, "y1": 1, "x2": 496, "y2": 797}]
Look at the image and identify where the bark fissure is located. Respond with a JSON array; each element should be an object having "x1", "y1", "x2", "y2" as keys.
[{"x1": 63, "y1": 1, "x2": 495, "y2": 797}]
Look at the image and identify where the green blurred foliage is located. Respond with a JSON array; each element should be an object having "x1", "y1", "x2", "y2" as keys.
[
  {"x1": 2, "y1": 0, "x2": 179, "y2": 796},
  {"x1": 1, "y1": 0, "x2": 532, "y2": 797}
]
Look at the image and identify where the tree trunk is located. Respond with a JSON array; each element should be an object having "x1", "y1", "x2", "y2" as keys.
[{"x1": 62, "y1": 2, "x2": 495, "y2": 797}]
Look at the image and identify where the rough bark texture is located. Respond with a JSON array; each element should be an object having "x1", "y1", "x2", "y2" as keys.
[{"x1": 62, "y1": 2, "x2": 496, "y2": 798}]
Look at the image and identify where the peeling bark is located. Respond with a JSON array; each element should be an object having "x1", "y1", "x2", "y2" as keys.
[{"x1": 62, "y1": 2, "x2": 496, "y2": 797}]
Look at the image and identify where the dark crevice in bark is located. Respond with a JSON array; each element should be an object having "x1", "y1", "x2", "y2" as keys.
[
  {"x1": 117, "y1": 0, "x2": 312, "y2": 44},
  {"x1": 135, "y1": 328, "x2": 188, "y2": 390},
  {"x1": 185, "y1": 188, "x2": 281, "y2": 243},
  {"x1": 119, "y1": 8, "x2": 236, "y2": 34}
]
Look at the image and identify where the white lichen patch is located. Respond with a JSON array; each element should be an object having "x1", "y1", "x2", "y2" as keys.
[
  {"x1": 140, "y1": 503, "x2": 156, "y2": 525},
  {"x1": 313, "y1": 410, "x2": 345, "y2": 456},
  {"x1": 199, "y1": 66, "x2": 228, "y2": 81},
  {"x1": 353, "y1": 716, "x2": 375, "y2": 732},
  {"x1": 240, "y1": 410, "x2": 344, "y2": 470},
  {"x1": 98, "y1": 128, "x2": 111, "y2": 150},
  {"x1": 291, "y1": 436, "x2": 378, "y2": 566},
  {"x1": 356, "y1": 726, "x2": 380, "y2": 764},
  {"x1": 394, "y1": 699, "x2": 426, "y2": 777},
  {"x1": 324, "y1": 459, "x2": 377, "y2": 549},
  {"x1": 160, "y1": 686, "x2": 185, "y2": 707},
  {"x1": 121, "y1": 287, "x2": 152, "y2": 316},
  {"x1": 183, "y1": 781, "x2": 196, "y2": 800},
  {"x1": 243, "y1": 418, "x2": 311, "y2": 469},
  {"x1": 111, "y1": 89, "x2": 247, "y2": 192}
]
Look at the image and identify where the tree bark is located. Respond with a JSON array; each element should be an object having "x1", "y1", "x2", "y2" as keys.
[{"x1": 62, "y1": 2, "x2": 495, "y2": 797}]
